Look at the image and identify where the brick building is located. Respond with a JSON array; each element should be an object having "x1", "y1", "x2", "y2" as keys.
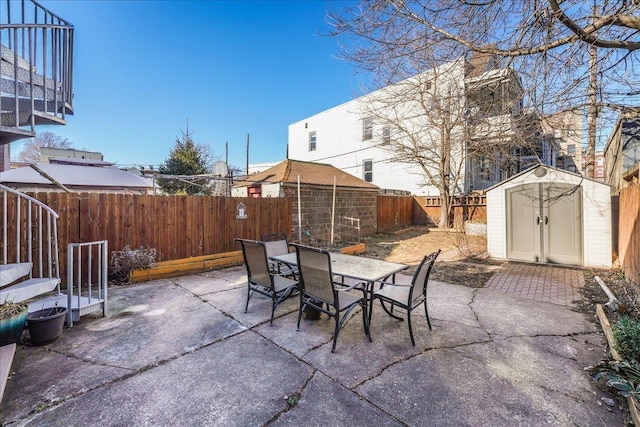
[{"x1": 232, "y1": 159, "x2": 379, "y2": 242}]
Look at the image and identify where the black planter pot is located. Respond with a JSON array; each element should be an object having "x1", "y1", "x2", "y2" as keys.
[
  {"x1": 27, "y1": 307, "x2": 66, "y2": 345},
  {"x1": 0, "y1": 306, "x2": 28, "y2": 346},
  {"x1": 304, "y1": 300, "x2": 322, "y2": 320}
]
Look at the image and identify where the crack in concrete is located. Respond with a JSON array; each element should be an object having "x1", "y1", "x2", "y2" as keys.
[{"x1": 263, "y1": 369, "x2": 319, "y2": 426}]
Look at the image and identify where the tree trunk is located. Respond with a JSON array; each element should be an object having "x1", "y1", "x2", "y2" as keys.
[{"x1": 439, "y1": 190, "x2": 452, "y2": 229}]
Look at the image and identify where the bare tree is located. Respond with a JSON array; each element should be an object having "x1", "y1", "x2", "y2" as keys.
[
  {"x1": 359, "y1": 56, "x2": 469, "y2": 228},
  {"x1": 329, "y1": 1, "x2": 640, "y2": 179},
  {"x1": 14, "y1": 132, "x2": 72, "y2": 162}
]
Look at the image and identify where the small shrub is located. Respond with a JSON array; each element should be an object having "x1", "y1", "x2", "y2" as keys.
[
  {"x1": 613, "y1": 316, "x2": 640, "y2": 361},
  {"x1": 110, "y1": 246, "x2": 157, "y2": 284},
  {"x1": 593, "y1": 359, "x2": 640, "y2": 399}
]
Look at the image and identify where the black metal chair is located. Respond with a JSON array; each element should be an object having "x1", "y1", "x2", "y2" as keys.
[
  {"x1": 292, "y1": 243, "x2": 371, "y2": 353},
  {"x1": 261, "y1": 232, "x2": 296, "y2": 277},
  {"x1": 371, "y1": 249, "x2": 441, "y2": 346},
  {"x1": 236, "y1": 238, "x2": 299, "y2": 325}
]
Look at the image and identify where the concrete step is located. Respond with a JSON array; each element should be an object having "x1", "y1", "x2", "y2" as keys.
[
  {"x1": 0, "y1": 277, "x2": 59, "y2": 304},
  {"x1": 0, "y1": 263, "x2": 32, "y2": 288}
]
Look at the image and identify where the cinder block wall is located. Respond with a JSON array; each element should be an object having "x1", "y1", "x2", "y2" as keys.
[{"x1": 283, "y1": 185, "x2": 377, "y2": 243}]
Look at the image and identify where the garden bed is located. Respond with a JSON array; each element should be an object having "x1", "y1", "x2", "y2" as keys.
[{"x1": 596, "y1": 303, "x2": 640, "y2": 426}]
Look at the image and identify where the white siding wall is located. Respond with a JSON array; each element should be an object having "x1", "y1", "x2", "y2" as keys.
[
  {"x1": 261, "y1": 183, "x2": 281, "y2": 197},
  {"x1": 582, "y1": 180, "x2": 612, "y2": 268},
  {"x1": 288, "y1": 59, "x2": 467, "y2": 196},
  {"x1": 288, "y1": 100, "x2": 438, "y2": 194},
  {"x1": 486, "y1": 188, "x2": 506, "y2": 258},
  {"x1": 230, "y1": 187, "x2": 246, "y2": 197},
  {"x1": 486, "y1": 167, "x2": 612, "y2": 268}
]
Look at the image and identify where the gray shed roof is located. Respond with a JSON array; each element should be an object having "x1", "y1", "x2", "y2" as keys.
[
  {"x1": 485, "y1": 164, "x2": 610, "y2": 192},
  {"x1": 0, "y1": 163, "x2": 151, "y2": 188}
]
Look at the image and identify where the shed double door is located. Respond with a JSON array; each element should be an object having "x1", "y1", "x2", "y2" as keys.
[{"x1": 506, "y1": 183, "x2": 582, "y2": 265}]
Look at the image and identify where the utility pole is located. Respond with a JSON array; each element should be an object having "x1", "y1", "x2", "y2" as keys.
[
  {"x1": 585, "y1": 5, "x2": 597, "y2": 179},
  {"x1": 246, "y1": 133, "x2": 250, "y2": 176}
]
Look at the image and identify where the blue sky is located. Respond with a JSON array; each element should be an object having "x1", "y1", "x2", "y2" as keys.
[{"x1": 12, "y1": 0, "x2": 359, "y2": 171}]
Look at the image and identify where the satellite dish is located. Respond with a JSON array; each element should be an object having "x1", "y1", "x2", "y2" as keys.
[{"x1": 212, "y1": 161, "x2": 229, "y2": 177}]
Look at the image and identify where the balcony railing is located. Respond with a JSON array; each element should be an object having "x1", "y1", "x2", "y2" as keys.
[{"x1": 1, "y1": 0, "x2": 74, "y2": 135}]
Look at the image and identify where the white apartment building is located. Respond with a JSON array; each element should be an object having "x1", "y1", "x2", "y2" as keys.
[{"x1": 288, "y1": 55, "x2": 527, "y2": 196}]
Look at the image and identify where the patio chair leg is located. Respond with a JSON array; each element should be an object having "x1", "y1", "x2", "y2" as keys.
[
  {"x1": 270, "y1": 301, "x2": 275, "y2": 325},
  {"x1": 424, "y1": 300, "x2": 432, "y2": 330},
  {"x1": 362, "y1": 302, "x2": 372, "y2": 342},
  {"x1": 297, "y1": 293, "x2": 304, "y2": 330},
  {"x1": 331, "y1": 314, "x2": 341, "y2": 353},
  {"x1": 407, "y1": 312, "x2": 415, "y2": 346},
  {"x1": 244, "y1": 286, "x2": 251, "y2": 313}
]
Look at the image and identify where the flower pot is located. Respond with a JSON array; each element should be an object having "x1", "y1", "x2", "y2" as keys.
[
  {"x1": 0, "y1": 306, "x2": 27, "y2": 346},
  {"x1": 27, "y1": 307, "x2": 66, "y2": 345}
]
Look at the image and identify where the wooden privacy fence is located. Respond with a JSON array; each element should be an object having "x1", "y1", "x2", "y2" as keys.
[
  {"x1": 5, "y1": 193, "x2": 292, "y2": 281},
  {"x1": 619, "y1": 184, "x2": 640, "y2": 285},
  {"x1": 378, "y1": 194, "x2": 487, "y2": 232},
  {"x1": 376, "y1": 195, "x2": 414, "y2": 232}
]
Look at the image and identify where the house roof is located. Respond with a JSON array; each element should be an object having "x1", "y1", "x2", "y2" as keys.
[
  {"x1": 233, "y1": 159, "x2": 379, "y2": 190},
  {"x1": 0, "y1": 163, "x2": 151, "y2": 189},
  {"x1": 48, "y1": 157, "x2": 114, "y2": 167}
]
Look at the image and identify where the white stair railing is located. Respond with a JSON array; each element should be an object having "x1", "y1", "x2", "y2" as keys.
[
  {"x1": 1, "y1": 183, "x2": 60, "y2": 287},
  {"x1": 66, "y1": 240, "x2": 108, "y2": 327}
]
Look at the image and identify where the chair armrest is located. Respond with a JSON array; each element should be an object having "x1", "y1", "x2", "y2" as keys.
[{"x1": 333, "y1": 281, "x2": 366, "y2": 292}]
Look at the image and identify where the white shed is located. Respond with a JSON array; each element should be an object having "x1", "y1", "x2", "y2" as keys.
[{"x1": 486, "y1": 165, "x2": 611, "y2": 268}]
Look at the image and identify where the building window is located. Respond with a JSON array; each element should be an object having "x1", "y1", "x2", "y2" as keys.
[
  {"x1": 382, "y1": 126, "x2": 391, "y2": 145},
  {"x1": 363, "y1": 159, "x2": 373, "y2": 182},
  {"x1": 309, "y1": 131, "x2": 316, "y2": 151},
  {"x1": 567, "y1": 144, "x2": 575, "y2": 156},
  {"x1": 363, "y1": 118, "x2": 373, "y2": 141},
  {"x1": 596, "y1": 157, "x2": 604, "y2": 166}
]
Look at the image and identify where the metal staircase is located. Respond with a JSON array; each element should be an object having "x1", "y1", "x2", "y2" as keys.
[
  {"x1": 0, "y1": 0, "x2": 74, "y2": 145},
  {"x1": 1, "y1": 184, "x2": 108, "y2": 327},
  {"x1": 1, "y1": 184, "x2": 61, "y2": 305}
]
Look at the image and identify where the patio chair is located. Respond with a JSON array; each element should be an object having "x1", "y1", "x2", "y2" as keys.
[
  {"x1": 236, "y1": 238, "x2": 299, "y2": 325},
  {"x1": 261, "y1": 232, "x2": 296, "y2": 277},
  {"x1": 292, "y1": 243, "x2": 371, "y2": 353},
  {"x1": 371, "y1": 249, "x2": 441, "y2": 346}
]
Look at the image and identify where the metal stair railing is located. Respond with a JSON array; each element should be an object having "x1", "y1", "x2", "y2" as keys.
[
  {"x1": 1, "y1": 0, "x2": 74, "y2": 133},
  {"x1": 1, "y1": 183, "x2": 60, "y2": 287},
  {"x1": 65, "y1": 240, "x2": 108, "y2": 327}
]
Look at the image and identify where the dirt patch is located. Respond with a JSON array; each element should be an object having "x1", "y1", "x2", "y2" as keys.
[
  {"x1": 578, "y1": 267, "x2": 640, "y2": 325},
  {"x1": 362, "y1": 226, "x2": 502, "y2": 287},
  {"x1": 363, "y1": 226, "x2": 634, "y2": 300}
]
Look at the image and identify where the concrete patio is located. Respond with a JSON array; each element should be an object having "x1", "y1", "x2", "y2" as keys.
[{"x1": 0, "y1": 265, "x2": 626, "y2": 426}]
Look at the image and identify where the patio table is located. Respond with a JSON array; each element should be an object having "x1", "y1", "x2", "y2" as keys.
[{"x1": 270, "y1": 252, "x2": 408, "y2": 318}]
